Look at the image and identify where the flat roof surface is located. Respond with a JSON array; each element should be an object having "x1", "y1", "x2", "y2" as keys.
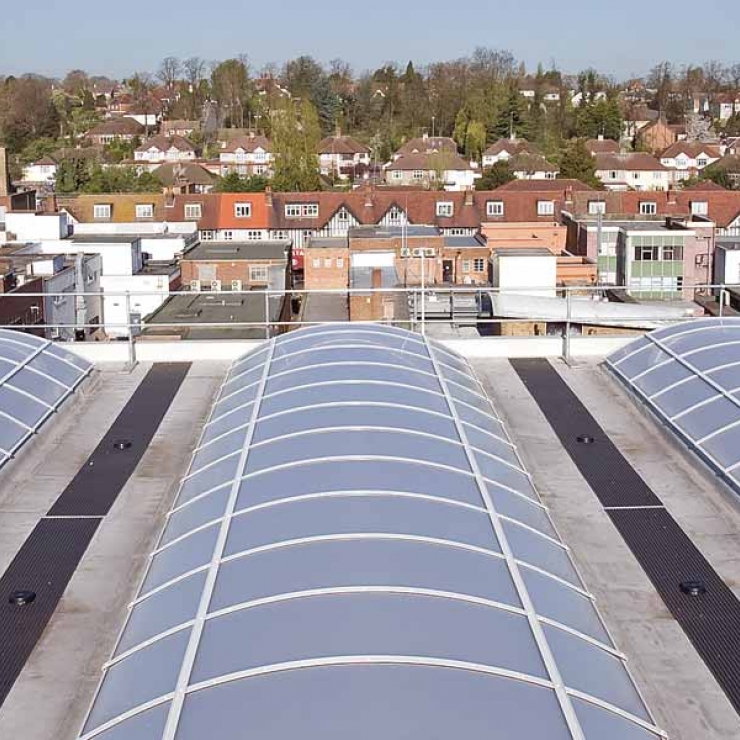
[
  {"x1": 306, "y1": 237, "x2": 348, "y2": 249},
  {"x1": 476, "y1": 357, "x2": 740, "y2": 740},
  {"x1": 444, "y1": 236, "x2": 486, "y2": 248},
  {"x1": 143, "y1": 293, "x2": 284, "y2": 340},
  {"x1": 69, "y1": 235, "x2": 141, "y2": 245},
  {"x1": 0, "y1": 362, "x2": 226, "y2": 740},
  {"x1": 491, "y1": 247, "x2": 555, "y2": 257},
  {"x1": 349, "y1": 225, "x2": 439, "y2": 239},
  {"x1": 183, "y1": 241, "x2": 290, "y2": 262}
]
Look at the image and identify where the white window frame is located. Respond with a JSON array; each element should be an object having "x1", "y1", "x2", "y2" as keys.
[
  {"x1": 93, "y1": 204, "x2": 111, "y2": 220},
  {"x1": 135, "y1": 204, "x2": 154, "y2": 219},
  {"x1": 285, "y1": 204, "x2": 302, "y2": 218},
  {"x1": 185, "y1": 203, "x2": 202, "y2": 219},
  {"x1": 473, "y1": 258, "x2": 486, "y2": 272},
  {"x1": 324, "y1": 258, "x2": 333, "y2": 268},
  {"x1": 234, "y1": 202, "x2": 252, "y2": 218},
  {"x1": 462, "y1": 260, "x2": 472, "y2": 273},
  {"x1": 487, "y1": 201, "x2": 504, "y2": 217},
  {"x1": 247, "y1": 230, "x2": 262, "y2": 241},
  {"x1": 302, "y1": 204, "x2": 319, "y2": 218},
  {"x1": 436, "y1": 201, "x2": 454, "y2": 218},
  {"x1": 639, "y1": 202, "x2": 657, "y2": 216},
  {"x1": 222, "y1": 230, "x2": 234, "y2": 241},
  {"x1": 588, "y1": 201, "x2": 606, "y2": 215},
  {"x1": 249, "y1": 265, "x2": 268, "y2": 282},
  {"x1": 537, "y1": 200, "x2": 555, "y2": 216},
  {"x1": 336, "y1": 258, "x2": 345, "y2": 269},
  {"x1": 690, "y1": 201, "x2": 708, "y2": 216},
  {"x1": 312, "y1": 258, "x2": 321, "y2": 268}
]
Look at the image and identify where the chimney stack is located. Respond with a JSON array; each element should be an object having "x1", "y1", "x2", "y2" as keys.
[
  {"x1": 364, "y1": 183, "x2": 374, "y2": 209},
  {"x1": 0, "y1": 147, "x2": 9, "y2": 197},
  {"x1": 464, "y1": 188, "x2": 474, "y2": 207},
  {"x1": 371, "y1": 267, "x2": 383, "y2": 290},
  {"x1": 265, "y1": 185, "x2": 273, "y2": 208}
]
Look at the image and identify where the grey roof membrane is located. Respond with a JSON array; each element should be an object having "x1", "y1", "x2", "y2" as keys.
[
  {"x1": 78, "y1": 324, "x2": 664, "y2": 740},
  {"x1": 0, "y1": 329, "x2": 91, "y2": 470},
  {"x1": 608, "y1": 317, "x2": 740, "y2": 495}
]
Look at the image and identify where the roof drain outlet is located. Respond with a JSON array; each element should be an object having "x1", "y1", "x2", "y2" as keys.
[
  {"x1": 680, "y1": 580, "x2": 707, "y2": 597},
  {"x1": 8, "y1": 590, "x2": 37, "y2": 606}
]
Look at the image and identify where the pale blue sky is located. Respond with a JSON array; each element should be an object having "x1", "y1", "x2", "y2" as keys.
[{"x1": 2, "y1": 0, "x2": 737, "y2": 80}]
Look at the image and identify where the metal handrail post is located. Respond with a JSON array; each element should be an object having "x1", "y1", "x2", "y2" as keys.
[{"x1": 125, "y1": 291, "x2": 136, "y2": 369}]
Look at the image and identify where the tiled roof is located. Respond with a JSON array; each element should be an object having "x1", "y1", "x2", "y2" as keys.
[
  {"x1": 152, "y1": 162, "x2": 217, "y2": 187},
  {"x1": 222, "y1": 135, "x2": 273, "y2": 154},
  {"x1": 318, "y1": 135, "x2": 370, "y2": 155},
  {"x1": 661, "y1": 142, "x2": 722, "y2": 159},
  {"x1": 136, "y1": 135, "x2": 196, "y2": 153},
  {"x1": 396, "y1": 136, "x2": 458, "y2": 157},
  {"x1": 87, "y1": 118, "x2": 144, "y2": 137},
  {"x1": 484, "y1": 138, "x2": 539, "y2": 157},
  {"x1": 386, "y1": 152, "x2": 472, "y2": 171},
  {"x1": 585, "y1": 138, "x2": 620, "y2": 154},
  {"x1": 495, "y1": 179, "x2": 595, "y2": 192},
  {"x1": 595, "y1": 152, "x2": 668, "y2": 171}
]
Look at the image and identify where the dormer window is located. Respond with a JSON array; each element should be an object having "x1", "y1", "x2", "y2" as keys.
[{"x1": 436, "y1": 202, "x2": 454, "y2": 217}]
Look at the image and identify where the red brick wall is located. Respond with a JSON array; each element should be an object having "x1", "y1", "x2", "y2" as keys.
[
  {"x1": 304, "y1": 248, "x2": 350, "y2": 290},
  {"x1": 181, "y1": 259, "x2": 285, "y2": 289}
]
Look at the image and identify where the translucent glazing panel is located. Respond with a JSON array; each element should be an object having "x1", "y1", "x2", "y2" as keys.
[
  {"x1": 522, "y1": 568, "x2": 612, "y2": 645},
  {"x1": 83, "y1": 631, "x2": 188, "y2": 733},
  {"x1": 651, "y1": 376, "x2": 717, "y2": 417},
  {"x1": 252, "y1": 405, "x2": 458, "y2": 444},
  {"x1": 574, "y1": 698, "x2": 662, "y2": 740},
  {"x1": 0, "y1": 417, "x2": 28, "y2": 452},
  {"x1": 0, "y1": 329, "x2": 43, "y2": 348},
  {"x1": 222, "y1": 363, "x2": 264, "y2": 394},
  {"x1": 606, "y1": 337, "x2": 650, "y2": 367},
  {"x1": 688, "y1": 346, "x2": 740, "y2": 373},
  {"x1": 545, "y1": 625, "x2": 649, "y2": 720},
  {"x1": 461, "y1": 423, "x2": 518, "y2": 466},
  {"x1": 447, "y1": 382, "x2": 490, "y2": 412},
  {"x1": 473, "y1": 451, "x2": 535, "y2": 498},
  {"x1": 701, "y1": 426, "x2": 740, "y2": 469},
  {"x1": 264, "y1": 363, "x2": 441, "y2": 396},
  {"x1": 244, "y1": 430, "x2": 470, "y2": 475},
  {"x1": 0, "y1": 357, "x2": 18, "y2": 377},
  {"x1": 28, "y1": 352, "x2": 81, "y2": 387},
  {"x1": 211, "y1": 539, "x2": 521, "y2": 611},
  {"x1": 674, "y1": 397, "x2": 740, "y2": 441},
  {"x1": 0, "y1": 341, "x2": 36, "y2": 364},
  {"x1": 504, "y1": 522, "x2": 581, "y2": 587},
  {"x1": 177, "y1": 454, "x2": 240, "y2": 505},
  {"x1": 211, "y1": 382, "x2": 261, "y2": 419},
  {"x1": 632, "y1": 359, "x2": 692, "y2": 397},
  {"x1": 454, "y1": 400, "x2": 508, "y2": 439},
  {"x1": 200, "y1": 403, "x2": 254, "y2": 446},
  {"x1": 229, "y1": 346, "x2": 269, "y2": 374},
  {"x1": 611, "y1": 343, "x2": 668, "y2": 379},
  {"x1": 7, "y1": 368, "x2": 66, "y2": 405},
  {"x1": 162, "y1": 487, "x2": 231, "y2": 546},
  {"x1": 0, "y1": 385, "x2": 49, "y2": 427},
  {"x1": 274, "y1": 329, "x2": 425, "y2": 357},
  {"x1": 83, "y1": 704, "x2": 170, "y2": 740},
  {"x1": 236, "y1": 459, "x2": 482, "y2": 509},
  {"x1": 708, "y1": 364, "x2": 740, "y2": 390},
  {"x1": 177, "y1": 666, "x2": 571, "y2": 740},
  {"x1": 190, "y1": 425, "x2": 249, "y2": 473},
  {"x1": 224, "y1": 496, "x2": 498, "y2": 556},
  {"x1": 261, "y1": 381, "x2": 447, "y2": 416},
  {"x1": 437, "y1": 363, "x2": 484, "y2": 394},
  {"x1": 489, "y1": 489, "x2": 557, "y2": 539},
  {"x1": 194, "y1": 594, "x2": 545, "y2": 683},
  {"x1": 269, "y1": 346, "x2": 434, "y2": 375},
  {"x1": 663, "y1": 326, "x2": 740, "y2": 354},
  {"x1": 142, "y1": 525, "x2": 219, "y2": 594},
  {"x1": 44, "y1": 342, "x2": 92, "y2": 370},
  {"x1": 116, "y1": 572, "x2": 206, "y2": 655}
]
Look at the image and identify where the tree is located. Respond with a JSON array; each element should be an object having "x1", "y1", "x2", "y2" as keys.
[
  {"x1": 128, "y1": 73, "x2": 155, "y2": 137},
  {"x1": 211, "y1": 58, "x2": 252, "y2": 128},
  {"x1": 465, "y1": 121, "x2": 487, "y2": 162},
  {"x1": 475, "y1": 160, "x2": 515, "y2": 190},
  {"x1": 215, "y1": 171, "x2": 269, "y2": 192},
  {"x1": 702, "y1": 158, "x2": 739, "y2": 190},
  {"x1": 558, "y1": 139, "x2": 601, "y2": 188},
  {"x1": 723, "y1": 114, "x2": 740, "y2": 137},
  {"x1": 158, "y1": 57, "x2": 181, "y2": 93},
  {"x1": 271, "y1": 99, "x2": 322, "y2": 192},
  {"x1": 183, "y1": 57, "x2": 206, "y2": 119}
]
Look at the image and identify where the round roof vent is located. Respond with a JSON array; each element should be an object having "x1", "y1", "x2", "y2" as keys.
[
  {"x1": 680, "y1": 580, "x2": 707, "y2": 597},
  {"x1": 9, "y1": 590, "x2": 36, "y2": 606},
  {"x1": 577, "y1": 435, "x2": 595, "y2": 444},
  {"x1": 113, "y1": 440, "x2": 133, "y2": 451}
]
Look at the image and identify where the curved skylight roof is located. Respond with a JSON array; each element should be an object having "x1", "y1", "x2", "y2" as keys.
[
  {"x1": 608, "y1": 318, "x2": 740, "y2": 494},
  {"x1": 0, "y1": 329, "x2": 92, "y2": 471},
  {"x1": 78, "y1": 325, "x2": 664, "y2": 740}
]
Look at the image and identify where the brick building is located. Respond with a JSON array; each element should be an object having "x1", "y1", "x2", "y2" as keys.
[{"x1": 180, "y1": 240, "x2": 291, "y2": 292}]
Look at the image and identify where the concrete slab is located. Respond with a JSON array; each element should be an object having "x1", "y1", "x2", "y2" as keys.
[
  {"x1": 0, "y1": 362, "x2": 227, "y2": 740},
  {"x1": 472, "y1": 358, "x2": 740, "y2": 740}
]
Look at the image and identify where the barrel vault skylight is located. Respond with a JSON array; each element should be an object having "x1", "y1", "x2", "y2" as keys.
[
  {"x1": 0, "y1": 329, "x2": 92, "y2": 471},
  {"x1": 78, "y1": 324, "x2": 665, "y2": 740},
  {"x1": 608, "y1": 317, "x2": 740, "y2": 496}
]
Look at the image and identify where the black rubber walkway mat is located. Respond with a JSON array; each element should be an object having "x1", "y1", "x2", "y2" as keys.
[
  {"x1": 49, "y1": 363, "x2": 190, "y2": 517},
  {"x1": 0, "y1": 518, "x2": 100, "y2": 706},
  {"x1": 512, "y1": 358, "x2": 740, "y2": 716},
  {"x1": 512, "y1": 359, "x2": 661, "y2": 508}
]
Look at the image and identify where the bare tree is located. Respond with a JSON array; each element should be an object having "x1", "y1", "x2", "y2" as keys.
[
  {"x1": 183, "y1": 57, "x2": 206, "y2": 119},
  {"x1": 729, "y1": 63, "x2": 740, "y2": 92},
  {"x1": 129, "y1": 72, "x2": 154, "y2": 137},
  {"x1": 158, "y1": 57, "x2": 181, "y2": 93},
  {"x1": 703, "y1": 60, "x2": 727, "y2": 92}
]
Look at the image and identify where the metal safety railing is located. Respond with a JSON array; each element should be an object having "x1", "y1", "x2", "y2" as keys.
[{"x1": 0, "y1": 282, "x2": 738, "y2": 367}]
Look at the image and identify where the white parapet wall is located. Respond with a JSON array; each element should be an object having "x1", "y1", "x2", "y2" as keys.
[{"x1": 60, "y1": 334, "x2": 636, "y2": 365}]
